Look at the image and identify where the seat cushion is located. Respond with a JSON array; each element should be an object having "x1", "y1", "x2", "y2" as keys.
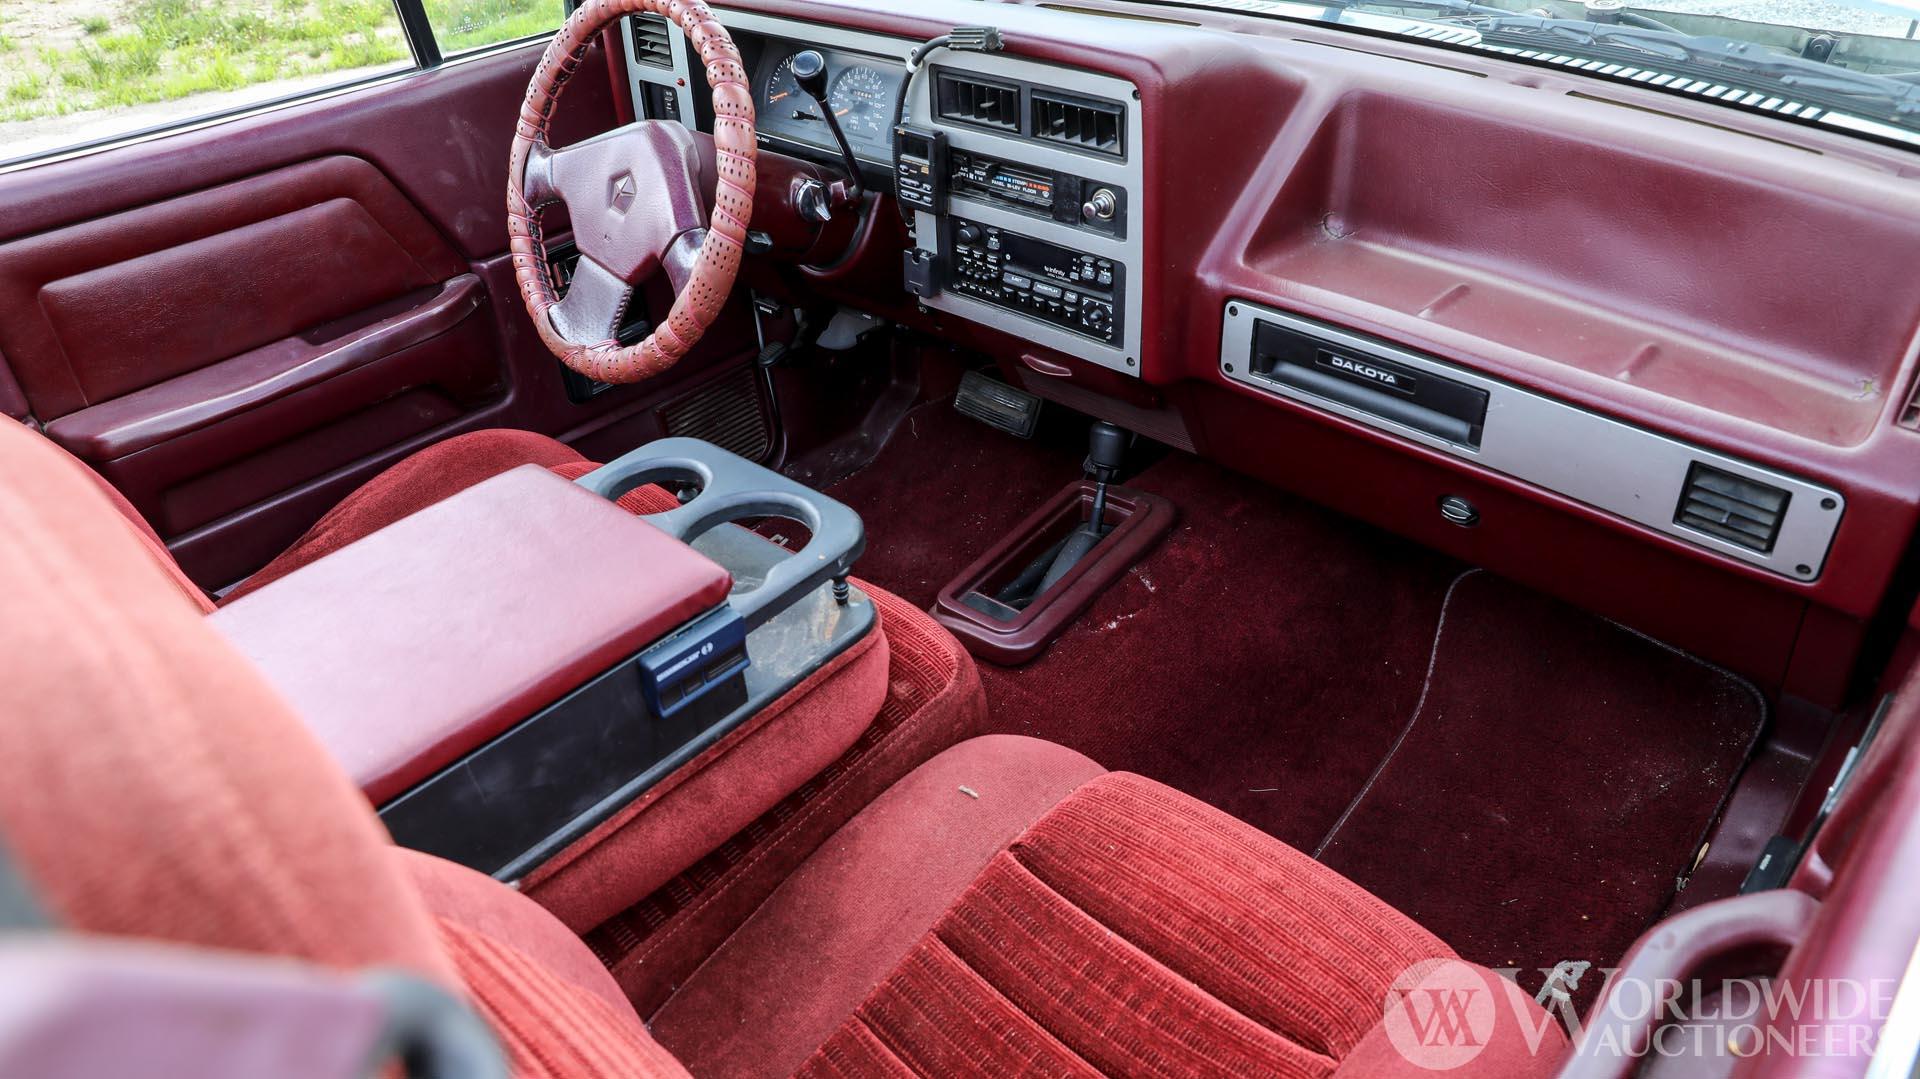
[
  {"x1": 655, "y1": 737, "x2": 1567, "y2": 1079},
  {"x1": 651, "y1": 735, "x2": 1105, "y2": 1074},
  {"x1": 402, "y1": 846, "x2": 692, "y2": 1078}
]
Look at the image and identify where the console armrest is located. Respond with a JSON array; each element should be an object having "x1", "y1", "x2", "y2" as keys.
[{"x1": 210, "y1": 465, "x2": 732, "y2": 803}]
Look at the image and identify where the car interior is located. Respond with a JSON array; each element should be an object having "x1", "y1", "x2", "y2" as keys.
[{"x1": 2, "y1": 0, "x2": 1920, "y2": 1075}]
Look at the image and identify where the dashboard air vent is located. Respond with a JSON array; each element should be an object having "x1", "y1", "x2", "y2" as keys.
[
  {"x1": 1675, "y1": 463, "x2": 1790, "y2": 553},
  {"x1": 1030, "y1": 89, "x2": 1123, "y2": 154},
  {"x1": 630, "y1": 14, "x2": 673, "y2": 69},
  {"x1": 937, "y1": 72, "x2": 1020, "y2": 132},
  {"x1": 1900, "y1": 374, "x2": 1920, "y2": 429}
]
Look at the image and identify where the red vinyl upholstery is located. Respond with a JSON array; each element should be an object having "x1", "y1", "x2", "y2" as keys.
[{"x1": 223, "y1": 428, "x2": 598, "y2": 602}]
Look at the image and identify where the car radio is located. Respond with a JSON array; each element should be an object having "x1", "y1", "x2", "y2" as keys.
[
  {"x1": 945, "y1": 216, "x2": 1121, "y2": 345},
  {"x1": 947, "y1": 149, "x2": 1125, "y2": 237}
]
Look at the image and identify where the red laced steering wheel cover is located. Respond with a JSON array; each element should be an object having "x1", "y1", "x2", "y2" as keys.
[{"x1": 508, "y1": 0, "x2": 755, "y2": 383}]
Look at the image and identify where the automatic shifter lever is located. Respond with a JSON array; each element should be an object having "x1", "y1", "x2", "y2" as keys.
[
  {"x1": 1083, "y1": 420, "x2": 1127, "y2": 535},
  {"x1": 789, "y1": 50, "x2": 864, "y2": 210},
  {"x1": 1032, "y1": 421, "x2": 1130, "y2": 596}
]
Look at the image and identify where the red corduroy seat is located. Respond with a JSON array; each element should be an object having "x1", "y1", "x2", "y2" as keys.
[
  {"x1": 653, "y1": 734, "x2": 1568, "y2": 1078},
  {"x1": 0, "y1": 420, "x2": 1566, "y2": 1077}
]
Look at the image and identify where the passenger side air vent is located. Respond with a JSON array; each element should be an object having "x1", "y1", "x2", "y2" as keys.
[
  {"x1": 937, "y1": 72, "x2": 1020, "y2": 132},
  {"x1": 1030, "y1": 90, "x2": 1124, "y2": 155},
  {"x1": 630, "y1": 14, "x2": 673, "y2": 69},
  {"x1": 1675, "y1": 463, "x2": 1790, "y2": 553}
]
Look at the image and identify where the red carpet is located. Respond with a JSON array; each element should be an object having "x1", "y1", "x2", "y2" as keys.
[
  {"x1": 1316, "y1": 569, "x2": 1763, "y2": 1003},
  {"x1": 821, "y1": 400, "x2": 1089, "y2": 609},
  {"x1": 825, "y1": 401, "x2": 1765, "y2": 1004}
]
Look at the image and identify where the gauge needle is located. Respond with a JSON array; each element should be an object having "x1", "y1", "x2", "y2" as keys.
[
  {"x1": 768, "y1": 91, "x2": 790, "y2": 102},
  {"x1": 834, "y1": 108, "x2": 851, "y2": 117}
]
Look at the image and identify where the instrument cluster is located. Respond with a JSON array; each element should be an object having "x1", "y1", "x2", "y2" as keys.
[{"x1": 753, "y1": 43, "x2": 905, "y2": 163}]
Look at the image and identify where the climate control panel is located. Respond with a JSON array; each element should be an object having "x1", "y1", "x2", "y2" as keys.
[{"x1": 944, "y1": 216, "x2": 1122, "y2": 345}]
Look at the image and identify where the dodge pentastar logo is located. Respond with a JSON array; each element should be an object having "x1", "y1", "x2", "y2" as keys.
[{"x1": 609, "y1": 171, "x2": 638, "y2": 214}]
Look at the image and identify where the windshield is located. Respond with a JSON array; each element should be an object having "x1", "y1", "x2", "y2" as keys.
[{"x1": 1136, "y1": 0, "x2": 1920, "y2": 149}]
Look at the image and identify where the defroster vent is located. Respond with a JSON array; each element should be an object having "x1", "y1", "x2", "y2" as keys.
[
  {"x1": 937, "y1": 72, "x2": 1019, "y2": 132},
  {"x1": 1675, "y1": 463, "x2": 1790, "y2": 554},
  {"x1": 1030, "y1": 90, "x2": 1123, "y2": 155},
  {"x1": 630, "y1": 14, "x2": 673, "y2": 69}
]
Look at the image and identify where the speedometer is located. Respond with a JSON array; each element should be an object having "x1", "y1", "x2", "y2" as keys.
[{"x1": 828, "y1": 65, "x2": 893, "y2": 146}]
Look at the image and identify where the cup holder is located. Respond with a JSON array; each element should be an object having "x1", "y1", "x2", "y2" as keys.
[{"x1": 573, "y1": 438, "x2": 865, "y2": 629}]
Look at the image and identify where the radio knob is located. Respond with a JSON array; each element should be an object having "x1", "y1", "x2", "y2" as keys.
[
  {"x1": 955, "y1": 223, "x2": 984, "y2": 246},
  {"x1": 1081, "y1": 188, "x2": 1118, "y2": 223}
]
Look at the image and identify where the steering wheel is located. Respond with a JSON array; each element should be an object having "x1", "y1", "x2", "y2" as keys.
[{"x1": 508, "y1": 0, "x2": 756, "y2": 384}]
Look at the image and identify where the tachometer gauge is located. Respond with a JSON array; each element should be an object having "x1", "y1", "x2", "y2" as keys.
[
  {"x1": 762, "y1": 54, "x2": 820, "y2": 123},
  {"x1": 828, "y1": 65, "x2": 893, "y2": 145}
]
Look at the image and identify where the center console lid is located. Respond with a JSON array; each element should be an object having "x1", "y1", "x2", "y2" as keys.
[
  {"x1": 213, "y1": 440, "x2": 875, "y2": 882},
  {"x1": 211, "y1": 465, "x2": 734, "y2": 804}
]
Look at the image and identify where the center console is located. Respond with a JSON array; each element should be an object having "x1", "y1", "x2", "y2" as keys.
[
  {"x1": 900, "y1": 53, "x2": 1145, "y2": 376},
  {"x1": 212, "y1": 440, "x2": 874, "y2": 883}
]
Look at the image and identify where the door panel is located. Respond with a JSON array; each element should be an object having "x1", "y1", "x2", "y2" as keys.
[
  {"x1": 0, "y1": 152, "x2": 503, "y2": 586},
  {"x1": 0, "y1": 155, "x2": 468, "y2": 417},
  {"x1": 0, "y1": 41, "x2": 758, "y2": 590}
]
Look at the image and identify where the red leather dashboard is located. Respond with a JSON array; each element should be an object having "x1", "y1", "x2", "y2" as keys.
[
  {"x1": 210, "y1": 465, "x2": 733, "y2": 803},
  {"x1": 713, "y1": 0, "x2": 1920, "y2": 705}
]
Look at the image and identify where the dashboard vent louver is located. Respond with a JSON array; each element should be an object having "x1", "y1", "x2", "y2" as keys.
[
  {"x1": 1030, "y1": 90, "x2": 1124, "y2": 154},
  {"x1": 630, "y1": 14, "x2": 673, "y2": 69},
  {"x1": 1675, "y1": 463, "x2": 1790, "y2": 553},
  {"x1": 937, "y1": 72, "x2": 1020, "y2": 132},
  {"x1": 1900, "y1": 375, "x2": 1920, "y2": 429}
]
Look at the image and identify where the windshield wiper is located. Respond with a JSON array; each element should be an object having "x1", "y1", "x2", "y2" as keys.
[{"x1": 1460, "y1": 16, "x2": 1920, "y2": 118}]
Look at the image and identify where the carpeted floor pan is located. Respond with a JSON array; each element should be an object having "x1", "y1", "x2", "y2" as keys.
[
  {"x1": 1314, "y1": 569, "x2": 1764, "y2": 997},
  {"x1": 971, "y1": 451, "x2": 1464, "y2": 854},
  {"x1": 817, "y1": 401, "x2": 1089, "y2": 611},
  {"x1": 824, "y1": 403, "x2": 1766, "y2": 996}
]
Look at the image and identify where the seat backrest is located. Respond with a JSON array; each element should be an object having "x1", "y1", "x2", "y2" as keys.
[
  {"x1": 0, "y1": 420, "x2": 700, "y2": 1078},
  {"x1": 0, "y1": 418, "x2": 453, "y2": 981}
]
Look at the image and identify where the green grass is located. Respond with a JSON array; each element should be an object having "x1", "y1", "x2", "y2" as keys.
[
  {"x1": 424, "y1": 0, "x2": 558, "y2": 53},
  {"x1": 0, "y1": 0, "x2": 562, "y2": 126}
]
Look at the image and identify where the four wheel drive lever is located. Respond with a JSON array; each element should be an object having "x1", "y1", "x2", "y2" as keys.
[{"x1": 789, "y1": 50, "x2": 864, "y2": 210}]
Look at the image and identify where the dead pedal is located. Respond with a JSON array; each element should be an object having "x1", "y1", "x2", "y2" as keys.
[{"x1": 954, "y1": 370, "x2": 1041, "y2": 438}]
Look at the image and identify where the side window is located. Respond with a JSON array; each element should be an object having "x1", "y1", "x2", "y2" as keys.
[
  {"x1": 0, "y1": 0, "x2": 569, "y2": 168},
  {"x1": 1, "y1": 0, "x2": 415, "y2": 164},
  {"x1": 422, "y1": 0, "x2": 564, "y2": 56}
]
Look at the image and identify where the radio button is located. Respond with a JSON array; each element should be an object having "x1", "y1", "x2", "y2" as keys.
[{"x1": 1031, "y1": 281, "x2": 1063, "y2": 300}]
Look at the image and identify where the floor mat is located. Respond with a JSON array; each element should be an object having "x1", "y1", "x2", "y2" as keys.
[
  {"x1": 1315, "y1": 569, "x2": 1764, "y2": 997},
  {"x1": 826, "y1": 403, "x2": 1764, "y2": 1000}
]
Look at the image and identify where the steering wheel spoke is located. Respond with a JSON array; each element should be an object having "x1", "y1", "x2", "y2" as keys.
[
  {"x1": 547, "y1": 253, "x2": 636, "y2": 346},
  {"x1": 520, "y1": 138, "x2": 560, "y2": 209},
  {"x1": 508, "y1": 0, "x2": 755, "y2": 382}
]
